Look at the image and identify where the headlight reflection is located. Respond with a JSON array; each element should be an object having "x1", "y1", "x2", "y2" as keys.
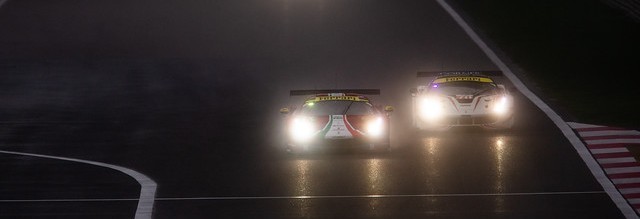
[
  {"x1": 367, "y1": 159, "x2": 382, "y2": 193},
  {"x1": 493, "y1": 136, "x2": 511, "y2": 212},
  {"x1": 366, "y1": 159, "x2": 383, "y2": 215},
  {"x1": 294, "y1": 159, "x2": 311, "y2": 195},
  {"x1": 422, "y1": 137, "x2": 440, "y2": 193},
  {"x1": 418, "y1": 137, "x2": 442, "y2": 210},
  {"x1": 292, "y1": 159, "x2": 312, "y2": 218}
]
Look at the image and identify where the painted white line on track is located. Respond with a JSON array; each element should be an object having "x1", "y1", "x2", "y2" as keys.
[
  {"x1": 153, "y1": 191, "x2": 607, "y2": 201},
  {"x1": 0, "y1": 150, "x2": 156, "y2": 219},
  {"x1": 588, "y1": 139, "x2": 640, "y2": 145},
  {"x1": 629, "y1": 199, "x2": 640, "y2": 204},
  {"x1": 620, "y1": 188, "x2": 640, "y2": 195},
  {"x1": 0, "y1": 198, "x2": 139, "y2": 202},
  {"x1": 600, "y1": 157, "x2": 639, "y2": 164},
  {"x1": 615, "y1": 178, "x2": 640, "y2": 184},
  {"x1": 0, "y1": 191, "x2": 606, "y2": 203},
  {"x1": 606, "y1": 167, "x2": 640, "y2": 175},
  {"x1": 592, "y1": 148, "x2": 631, "y2": 154},
  {"x1": 434, "y1": 1, "x2": 637, "y2": 218},
  {"x1": 581, "y1": 130, "x2": 640, "y2": 137},
  {"x1": 568, "y1": 122, "x2": 605, "y2": 129},
  {"x1": 0, "y1": 121, "x2": 112, "y2": 125},
  {"x1": 0, "y1": 2, "x2": 154, "y2": 217}
]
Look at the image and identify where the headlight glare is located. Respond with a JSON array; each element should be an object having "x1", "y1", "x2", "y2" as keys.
[
  {"x1": 418, "y1": 97, "x2": 443, "y2": 120},
  {"x1": 366, "y1": 117, "x2": 384, "y2": 137},
  {"x1": 493, "y1": 96, "x2": 510, "y2": 115},
  {"x1": 290, "y1": 116, "x2": 314, "y2": 142}
]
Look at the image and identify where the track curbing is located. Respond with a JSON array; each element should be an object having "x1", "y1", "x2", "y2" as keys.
[{"x1": 569, "y1": 122, "x2": 640, "y2": 215}]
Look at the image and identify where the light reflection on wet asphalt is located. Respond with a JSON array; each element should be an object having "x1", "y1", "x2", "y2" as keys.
[{"x1": 280, "y1": 132, "x2": 519, "y2": 214}]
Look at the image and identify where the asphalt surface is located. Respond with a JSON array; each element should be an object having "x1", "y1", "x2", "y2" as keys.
[{"x1": 0, "y1": 0, "x2": 627, "y2": 218}]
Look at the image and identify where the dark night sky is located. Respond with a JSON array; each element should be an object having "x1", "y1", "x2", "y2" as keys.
[{"x1": 0, "y1": 0, "x2": 498, "y2": 123}]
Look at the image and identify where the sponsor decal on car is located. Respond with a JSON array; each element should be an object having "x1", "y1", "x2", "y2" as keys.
[
  {"x1": 306, "y1": 96, "x2": 368, "y2": 103},
  {"x1": 433, "y1": 77, "x2": 494, "y2": 83}
]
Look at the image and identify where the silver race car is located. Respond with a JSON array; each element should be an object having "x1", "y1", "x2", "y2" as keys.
[{"x1": 410, "y1": 71, "x2": 514, "y2": 131}]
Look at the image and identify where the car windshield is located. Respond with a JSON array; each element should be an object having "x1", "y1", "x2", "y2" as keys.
[
  {"x1": 299, "y1": 100, "x2": 374, "y2": 116},
  {"x1": 428, "y1": 81, "x2": 497, "y2": 96}
]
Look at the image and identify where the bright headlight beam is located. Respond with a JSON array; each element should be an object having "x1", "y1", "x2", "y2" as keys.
[
  {"x1": 291, "y1": 116, "x2": 314, "y2": 142},
  {"x1": 366, "y1": 117, "x2": 384, "y2": 137},
  {"x1": 418, "y1": 97, "x2": 443, "y2": 120},
  {"x1": 493, "y1": 96, "x2": 509, "y2": 115}
]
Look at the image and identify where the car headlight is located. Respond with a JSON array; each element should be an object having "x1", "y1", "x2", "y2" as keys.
[
  {"x1": 492, "y1": 96, "x2": 510, "y2": 115},
  {"x1": 418, "y1": 96, "x2": 443, "y2": 120},
  {"x1": 366, "y1": 117, "x2": 385, "y2": 137},
  {"x1": 290, "y1": 116, "x2": 314, "y2": 142}
]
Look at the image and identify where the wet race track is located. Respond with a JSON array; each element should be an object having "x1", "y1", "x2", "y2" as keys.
[{"x1": 0, "y1": 0, "x2": 627, "y2": 218}]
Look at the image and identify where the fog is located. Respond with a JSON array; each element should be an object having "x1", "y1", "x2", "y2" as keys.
[{"x1": 0, "y1": 0, "x2": 498, "y2": 151}]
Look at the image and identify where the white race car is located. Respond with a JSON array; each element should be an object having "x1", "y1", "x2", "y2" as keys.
[
  {"x1": 410, "y1": 71, "x2": 514, "y2": 131},
  {"x1": 280, "y1": 89, "x2": 394, "y2": 153}
]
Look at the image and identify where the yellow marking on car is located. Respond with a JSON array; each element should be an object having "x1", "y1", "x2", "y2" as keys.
[
  {"x1": 433, "y1": 77, "x2": 494, "y2": 83},
  {"x1": 306, "y1": 96, "x2": 368, "y2": 103}
]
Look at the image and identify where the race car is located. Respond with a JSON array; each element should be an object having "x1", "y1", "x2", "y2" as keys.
[
  {"x1": 279, "y1": 89, "x2": 394, "y2": 153},
  {"x1": 410, "y1": 71, "x2": 514, "y2": 131}
]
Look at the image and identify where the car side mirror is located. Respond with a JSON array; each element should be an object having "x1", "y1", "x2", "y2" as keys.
[{"x1": 279, "y1": 107, "x2": 290, "y2": 114}]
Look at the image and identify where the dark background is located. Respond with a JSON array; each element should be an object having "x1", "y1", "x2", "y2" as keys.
[{"x1": 451, "y1": 0, "x2": 640, "y2": 129}]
